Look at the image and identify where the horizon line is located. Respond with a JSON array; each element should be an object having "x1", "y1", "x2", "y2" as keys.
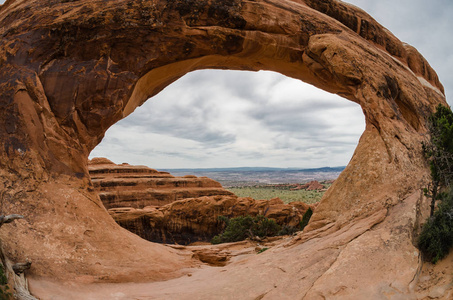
[{"x1": 157, "y1": 166, "x2": 346, "y2": 170}]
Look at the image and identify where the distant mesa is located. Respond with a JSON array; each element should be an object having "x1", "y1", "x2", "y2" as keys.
[
  {"x1": 89, "y1": 157, "x2": 115, "y2": 165},
  {"x1": 291, "y1": 180, "x2": 325, "y2": 191},
  {"x1": 88, "y1": 158, "x2": 314, "y2": 245}
]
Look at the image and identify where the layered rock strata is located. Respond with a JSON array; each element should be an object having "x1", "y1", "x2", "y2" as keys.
[
  {"x1": 0, "y1": 0, "x2": 451, "y2": 298},
  {"x1": 89, "y1": 158, "x2": 311, "y2": 245},
  {"x1": 88, "y1": 157, "x2": 234, "y2": 209}
]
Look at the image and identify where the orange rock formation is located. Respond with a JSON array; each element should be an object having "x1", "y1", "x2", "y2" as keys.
[
  {"x1": 291, "y1": 180, "x2": 325, "y2": 191},
  {"x1": 0, "y1": 0, "x2": 451, "y2": 298},
  {"x1": 111, "y1": 196, "x2": 312, "y2": 244},
  {"x1": 89, "y1": 158, "x2": 311, "y2": 244},
  {"x1": 88, "y1": 157, "x2": 234, "y2": 209}
]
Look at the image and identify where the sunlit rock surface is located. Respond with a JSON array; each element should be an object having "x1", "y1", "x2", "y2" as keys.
[{"x1": 0, "y1": 0, "x2": 451, "y2": 298}]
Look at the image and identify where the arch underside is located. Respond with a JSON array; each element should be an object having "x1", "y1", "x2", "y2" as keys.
[{"x1": 0, "y1": 0, "x2": 448, "y2": 298}]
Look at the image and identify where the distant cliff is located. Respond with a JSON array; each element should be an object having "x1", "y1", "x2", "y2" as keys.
[
  {"x1": 89, "y1": 158, "x2": 313, "y2": 244},
  {"x1": 88, "y1": 157, "x2": 233, "y2": 209}
]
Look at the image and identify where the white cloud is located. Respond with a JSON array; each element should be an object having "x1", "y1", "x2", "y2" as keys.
[
  {"x1": 91, "y1": 70, "x2": 365, "y2": 168},
  {"x1": 54, "y1": 0, "x2": 449, "y2": 169},
  {"x1": 3, "y1": 2, "x2": 450, "y2": 169}
]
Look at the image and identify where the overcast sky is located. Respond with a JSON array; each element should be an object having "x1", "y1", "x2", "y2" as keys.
[
  {"x1": 86, "y1": 0, "x2": 453, "y2": 168},
  {"x1": 2, "y1": 1, "x2": 451, "y2": 169},
  {"x1": 93, "y1": 71, "x2": 365, "y2": 168}
]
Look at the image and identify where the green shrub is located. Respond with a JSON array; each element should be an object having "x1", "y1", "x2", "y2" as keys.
[
  {"x1": 299, "y1": 207, "x2": 313, "y2": 231},
  {"x1": 212, "y1": 209, "x2": 315, "y2": 244},
  {"x1": 216, "y1": 215, "x2": 254, "y2": 243},
  {"x1": 250, "y1": 215, "x2": 281, "y2": 238},
  {"x1": 210, "y1": 235, "x2": 223, "y2": 245},
  {"x1": 277, "y1": 225, "x2": 299, "y2": 236},
  {"x1": 257, "y1": 247, "x2": 268, "y2": 254},
  {"x1": 0, "y1": 263, "x2": 11, "y2": 300},
  {"x1": 418, "y1": 105, "x2": 453, "y2": 263},
  {"x1": 211, "y1": 215, "x2": 281, "y2": 244},
  {"x1": 418, "y1": 192, "x2": 453, "y2": 263},
  {"x1": 422, "y1": 104, "x2": 453, "y2": 215}
]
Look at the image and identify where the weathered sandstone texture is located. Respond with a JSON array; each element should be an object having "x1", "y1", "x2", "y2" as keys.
[
  {"x1": 89, "y1": 158, "x2": 312, "y2": 244},
  {"x1": 88, "y1": 157, "x2": 234, "y2": 209},
  {"x1": 110, "y1": 195, "x2": 313, "y2": 244},
  {"x1": 0, "y1": 0, "x2": 451, "y2": 298}
]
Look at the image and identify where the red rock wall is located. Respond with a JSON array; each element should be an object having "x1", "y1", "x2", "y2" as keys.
[{"x1": 110, "y1": 196, "x2": 313, "y2": 245}]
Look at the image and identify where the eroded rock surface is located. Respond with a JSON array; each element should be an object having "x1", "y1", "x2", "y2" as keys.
[
  {"x1": 111, "y1": 195, "x2": 312, "y2": 244},
  {"x1": 89, "y1": 158, "x2": 311, "y2": 244},
  {"x1": 88, "y1": 157, "x2": 234, "y2": 209},
  {"x1": 0, "y1": 0, "x2": 450, "y2": 298}
]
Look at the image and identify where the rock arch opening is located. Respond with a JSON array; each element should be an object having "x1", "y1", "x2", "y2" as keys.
[
  {"x1": 88, "y1": 69, "x2": 365, "y2": 245},
  {"x1": 0, "y1": 0, "x2": 447, "y2": 297},
  {"x1": 90, "y1": 70, "x2": 365, "y2": 169}
]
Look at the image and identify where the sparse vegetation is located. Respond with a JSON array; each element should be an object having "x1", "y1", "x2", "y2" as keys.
[
  {"x1": 211, "y1": 215, "x2": 281, "y2": 244},
  {"x1": 257, "y1": 247, "x2": 268, "y2": 254},
  {"x1": 299, "y1": 207, "x2": 313, "y2": 231},
  {"x1": 418, "y1": 190, "x2": 453, "y2": 264},
  {"x1": 0, "y1": 264, "x2": 11, "y2": 300},
  {"x1": 419, "y1": 104, "x2": 453, "y2": 263},
  {"x1": 227, "y1": 184, "x2": 328, "y2": 204},
  {"x1": 422, "y1": 104, "x2": 453, "y2": 216},
  {"x1": 212, "y1": 210, "x2": 314, "y2": 245}
]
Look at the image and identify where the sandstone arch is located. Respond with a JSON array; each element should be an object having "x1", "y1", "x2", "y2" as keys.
[{"x1": 0, "y1": 0, "x2": 448, "y2": 298}]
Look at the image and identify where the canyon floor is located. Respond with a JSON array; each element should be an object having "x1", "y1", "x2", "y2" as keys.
[
  {"x1": 26, "y1": 159, "x2": 453, "y2": 299},
  {"x1": 163, "y1": 167, "x2": 343, "y2": 188}
]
